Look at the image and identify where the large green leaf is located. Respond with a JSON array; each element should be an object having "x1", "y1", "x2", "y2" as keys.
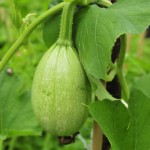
[
  {"x1": 43, "y1": 0, "x2": 150, "y2": 79},
  {"x1": 0, "y1": 71, "x2": 41, "y2": 140},
  {"x1": 89, "y1": 100, "x2": 129, "y2": 150},
  {"x1": 89, "y1": 74, "x2": 150, "y2": 149},
  {"x1": 74, "y1": 0, "x2": 150, "y2": 79},
  {"x1": 123, "y1": 88, "x2": 150, "y2": 150}
]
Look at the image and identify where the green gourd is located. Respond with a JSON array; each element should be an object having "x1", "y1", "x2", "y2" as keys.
[
  {"x1": 32, "y1": 43, "x2": 91, "y2": 136},
  {"x1": 32, "y1": 1, "x2": 91, "y2": 136}
]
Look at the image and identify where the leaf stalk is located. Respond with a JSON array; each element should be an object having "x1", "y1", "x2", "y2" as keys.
[{"x1": 117, "y1": 35, "x2": 129, "y2": 100}]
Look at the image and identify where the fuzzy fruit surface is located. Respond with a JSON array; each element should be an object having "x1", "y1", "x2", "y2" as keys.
[{"x1": 32, "y1": 43, "x2": 91, "y2": 136}]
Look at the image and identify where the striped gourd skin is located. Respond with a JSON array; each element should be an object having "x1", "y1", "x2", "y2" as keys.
[{"x1": 32, "y1": 44, "x2": 91, "y2": 136}]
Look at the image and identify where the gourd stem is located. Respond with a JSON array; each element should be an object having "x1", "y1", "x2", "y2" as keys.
[
  {"x1": 0, "y1": 2, "x2": 65, "y2": 72},
  {"x1": 58, "y1": 2, "x2": 76, "y2": 45},
  {"x1": 117, "y1": 35, "x2": 129, "y2": 100}
]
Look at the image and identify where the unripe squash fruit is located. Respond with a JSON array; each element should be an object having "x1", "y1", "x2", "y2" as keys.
[{"x1": 32, "y1": 43, "x2": 91, "y2": 136}]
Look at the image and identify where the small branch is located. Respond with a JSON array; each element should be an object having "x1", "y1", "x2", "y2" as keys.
[
  {"x1": 117, "y1": 35, "x2": 129, "y2": 100},
  {"x1": 117, "y1": 69, "x2": 129, "y2": 100},
  {"x1": 0, "y1": 2, "x2": 65, "y2": 72},
  {"x1": 117, "y1": 35, "x2": 127, "y2": 70},
  {"x1": 92, "y1": 121, "x2": 103, "y2": 150}
]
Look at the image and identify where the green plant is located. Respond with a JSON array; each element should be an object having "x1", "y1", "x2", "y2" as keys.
[{"x1": 1, "y1": 0, "x2": 150, "y2": 150}]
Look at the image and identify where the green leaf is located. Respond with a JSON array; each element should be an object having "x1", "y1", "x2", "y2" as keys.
[
  {"x1": 89, "y1": 75, "x2": 116, "y2": 101},
  {"x1": 0, "y1": 71, "x2": 41, "y2": 140},
  {"x1": 43, "y1": 12, "x2": 61, "y2": 48},
  {"x1": 89, "y1": 74, "x2": 150, "y2": 149},
  {"x1": 43, "y1": 0, "x2": 62, "y2": 48},
  {"x1": 74, "y1": 0, "x2": 150, "y2": 79},
  {"x1": 133, "y1": 73, "x2": 150, "y2": 98},
  {"x1": 123, "y1": 88, "x2": 150, "y2": 150},
  {"x1": 89, "y1": 100, "x2": 129, "y2": 150}
]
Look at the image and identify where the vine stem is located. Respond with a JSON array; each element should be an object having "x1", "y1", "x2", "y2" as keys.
[
  {"x1": 117, "y1": 34, "x2": 129, "y2": 100},
  {"x1": 0, "y1": 2, "x2": 66, "y2": 72},
  {"x1": 92, "y1": 121, "x2": 103, "y2": 150}
]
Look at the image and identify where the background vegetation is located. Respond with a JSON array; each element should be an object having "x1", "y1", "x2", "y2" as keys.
[{"x1": 0, "y1": 0, "x2": 150, "y2": 149}]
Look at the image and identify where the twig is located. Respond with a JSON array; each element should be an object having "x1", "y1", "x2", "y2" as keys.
[{"x1": 92, "y1": 121, "x2": 103, "y2": 150}]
